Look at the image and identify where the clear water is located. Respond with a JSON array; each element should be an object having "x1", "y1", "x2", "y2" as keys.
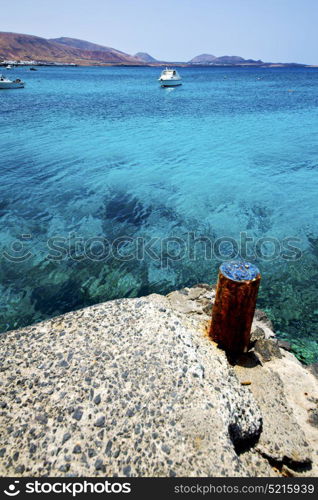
[{"x1": 1, "y1": 66, "x2": 318, "y2": 362}]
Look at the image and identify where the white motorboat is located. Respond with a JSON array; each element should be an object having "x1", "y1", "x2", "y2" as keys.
[
  {"x1": 0, "y1": 75, "x2": 25, "y2": 89},
  {"x1": 6, "y1": 65, "x2": 12, "y2": 69},
  {"x1": 158, "y1": 68, "x2": 182, "y2": 87}
]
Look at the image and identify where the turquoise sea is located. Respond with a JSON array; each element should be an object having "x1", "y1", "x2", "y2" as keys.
[{"x1": 0, "y1": 66, "x2": 318, "y2": 362}]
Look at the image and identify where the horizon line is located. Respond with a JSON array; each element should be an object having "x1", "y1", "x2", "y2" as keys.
[{"x1": 0, "y1": 30, "x2": 313, "y2": 66}]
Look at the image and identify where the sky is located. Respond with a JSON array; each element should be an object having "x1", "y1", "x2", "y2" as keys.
[{"x1": 1, "y1": 0, "x2": 317, "y2": 64}]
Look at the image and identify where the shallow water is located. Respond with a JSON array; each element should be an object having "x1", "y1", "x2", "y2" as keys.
[{"x1": 0, "y1": 66, "x2": 317, "y2": 362}]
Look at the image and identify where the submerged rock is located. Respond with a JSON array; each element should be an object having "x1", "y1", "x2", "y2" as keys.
[{"x1": 104, "y1": 190, "x2": 152, "y2": 227}]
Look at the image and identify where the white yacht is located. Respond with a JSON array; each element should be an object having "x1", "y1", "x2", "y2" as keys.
[
  {"x1": 158, "y1": 68, "x2": 182, "y2": 87},
  {"x1": 6, "y1": 65, "x2": 12, "y2": 70},
  {"x1": 0, "y1": 75, "x2": 25, "y2": 89}
]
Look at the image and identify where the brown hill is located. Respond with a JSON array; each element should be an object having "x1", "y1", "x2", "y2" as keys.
[
  {"x1": 134, "y1": 52, "x2": 158, "y2": 63},
  {"x1": 0, "y1": 32, "x2": 142, "y2": 65},
  {"x1": 50, "y1": 37, "x2": 139, "y2": 63}
]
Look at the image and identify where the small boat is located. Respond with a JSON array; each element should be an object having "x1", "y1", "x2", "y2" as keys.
[
  {"x1": 6, "y1": 65, "x2": 12, "y2": 70},
  {"x1": 0, "y1": 75, "x2": 25, "y2": 89},
  {"x1": 30, "y1": 67, "x2": 37, "y2": 71},
  {"x1": 158, "y1": 68, "x2": 182, "y2": 87}
]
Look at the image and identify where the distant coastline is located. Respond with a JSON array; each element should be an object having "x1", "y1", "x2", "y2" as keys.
[{"x1": 0, "y1": 31, "x2": 311, "y2": 68}]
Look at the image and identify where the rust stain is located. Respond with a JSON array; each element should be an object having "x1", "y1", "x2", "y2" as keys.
[{"x1": 209, "y1": 269, "x2": 261, "y2": 354}]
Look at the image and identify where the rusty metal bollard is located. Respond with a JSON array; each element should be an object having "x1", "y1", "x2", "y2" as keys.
[{"x1": 210, "y1": 261, "x2": 261, "y2": 354}]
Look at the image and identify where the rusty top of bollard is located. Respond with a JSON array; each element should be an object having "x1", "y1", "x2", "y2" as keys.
[{"x1": 220, "y1": 261, "x2": 260, "y2": 282}]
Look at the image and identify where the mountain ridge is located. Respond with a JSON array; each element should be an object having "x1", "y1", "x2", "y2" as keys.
[
  {"x1": 0, "y1": 32, "x2": 308, "y2": 67},
  {"x1": 134, "y1": 52, "x2": 158, "y2": 63},
  {"x1": 189, "y1": 53, "x2": 264, "y2": 65},
  {"x1": 0, "y1": 32, "x2": 142, "y2": 65}
]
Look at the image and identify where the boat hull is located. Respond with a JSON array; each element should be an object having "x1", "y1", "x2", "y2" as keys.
[
  {"x1": 0, "y1": 82, "x2": 24, "y2": 89},
  {"x1": 159, "y1": 80, "x2": 182, "y2": 87}
]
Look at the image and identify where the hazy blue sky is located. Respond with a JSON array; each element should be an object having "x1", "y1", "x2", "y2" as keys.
[{"x1": 1, "y1": 0, "x2": 317, "y2": 63}]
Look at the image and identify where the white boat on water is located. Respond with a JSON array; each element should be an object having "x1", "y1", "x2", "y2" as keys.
[
  {"x1": 0, "y1": 75, "x2": 25, "y2": 89},
  {"x1": 6, "y1": 65, "x2": 12, "y2": 69},
  {"x1": 158, "y1": 68, "x2": 182, "y2": 87}
]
